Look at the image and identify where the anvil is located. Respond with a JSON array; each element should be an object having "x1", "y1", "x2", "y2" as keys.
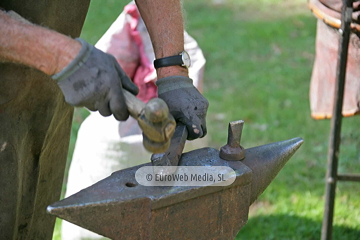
[{"x1": 48, "y1": 136, "x2": 303, "y2": 239}]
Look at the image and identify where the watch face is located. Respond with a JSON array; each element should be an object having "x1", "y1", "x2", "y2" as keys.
[{"x1": 181, "y1": 51, "x2": 191, "y2": 68}]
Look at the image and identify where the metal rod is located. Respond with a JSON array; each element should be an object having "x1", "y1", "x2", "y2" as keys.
[
  {"x1": 321, "y1": 1, "x2": 353, "y2": 239},
  {"x1": 337, "y1": 174, "x2": 360, "y2": 182}
]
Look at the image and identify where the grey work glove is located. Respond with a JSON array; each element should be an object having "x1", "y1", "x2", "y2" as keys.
[
  {"x1": 52, "y1": 38, "x2": 139, "y2": 121},
  {"x1": 156, "y1": 76, "x2": 209, "y2": 140}
]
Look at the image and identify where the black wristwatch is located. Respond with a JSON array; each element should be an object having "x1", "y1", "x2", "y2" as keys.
[{"x1": 154, "y1": 51, "x2": 191, "y2": 69}]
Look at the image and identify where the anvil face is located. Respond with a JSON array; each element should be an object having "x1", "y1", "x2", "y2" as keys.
[{"x1": 48, "y1": 138, "x2": 303, "y2": 240}]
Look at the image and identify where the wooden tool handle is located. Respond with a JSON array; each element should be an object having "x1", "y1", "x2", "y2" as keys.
[{"x1": 123, "y1": 89, "x2": 145, "y2": 119}]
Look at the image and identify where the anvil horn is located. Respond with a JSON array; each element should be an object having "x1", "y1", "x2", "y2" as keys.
[
  {"x1": 243, "y1": 137, "x2": 304, "y2": 204},
  {"x1": 48, "y1": 137, "x2": 303, "y2": 240}
]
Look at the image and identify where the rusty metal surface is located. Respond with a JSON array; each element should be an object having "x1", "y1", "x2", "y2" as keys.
[
  {"x1": 219, "y1": 120, "x2": 245, "y2": 161},
  {"x1": 151, "y1": 123, "x2": 188, "y2": 167},
  {"x1": 242, "y1": 138, "x2": 304, "y2": 204},
  {"x1": 48, "y1": 137, "x2": 303, "y2": 240}
]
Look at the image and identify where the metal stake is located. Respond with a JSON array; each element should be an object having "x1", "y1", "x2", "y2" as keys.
[{"x1": 321, "y1": 0, "x2": 354, "y2": 239}]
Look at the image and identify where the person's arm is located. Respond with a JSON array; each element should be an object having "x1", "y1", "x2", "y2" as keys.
[
  {"x1": 0, "y1": 10, "x2": 138, "y2": 121},
  {"x1": 134, "y1": 0, "x2": 188, "y2": 79},
  {"x1": 134, "y1": 0, "x2": 209, "y2": 140},
  {"x1": 0, "y1": 10, "x2": 81, "y2": 75}
]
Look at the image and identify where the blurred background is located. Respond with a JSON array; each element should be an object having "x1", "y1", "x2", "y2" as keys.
[{"x1": 54, "y1": 0, "x2": 360, "y2": 239}]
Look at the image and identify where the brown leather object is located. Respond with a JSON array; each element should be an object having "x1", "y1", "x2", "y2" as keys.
[
  {"x1": 309, "y1": 19, "x2": 360, "y2": 119},
  {"x1": 308, "y1": 0, "x2": 360, "y2": 31},
  {"x1": 320, "y1": 0, "x2": 360, "y2": 22}
]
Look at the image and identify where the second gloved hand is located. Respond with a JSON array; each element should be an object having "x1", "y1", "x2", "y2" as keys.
[
  {"x1": 52, "y1": 38, "x2": 139, "y2": 121},
  {"x1": 156, "y1": 76, "x2": 209, "y2": 140}
]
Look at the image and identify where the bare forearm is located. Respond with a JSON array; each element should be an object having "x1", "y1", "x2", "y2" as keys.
[
  {"x1": 0, "y1": 11, "x2": 81, "y2": 75},
  {"x1": 135, "y1": 0, "x2": 188, "y2": 78}
]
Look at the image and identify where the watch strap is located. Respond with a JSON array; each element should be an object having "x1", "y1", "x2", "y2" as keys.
[{"x1": 154, "y1": 55, "x2": 183, "y2": 69}]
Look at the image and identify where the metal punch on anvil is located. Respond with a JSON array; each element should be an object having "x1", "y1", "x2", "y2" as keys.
[
  {"x1": 48, "y1": 120, "x2": 303, "y2": 240},
  {"x1": 151, "y1": 120, "x2": 245, "y2": 170}
]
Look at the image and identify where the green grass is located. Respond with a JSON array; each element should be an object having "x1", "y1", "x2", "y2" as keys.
[{"x1": 54, "y1": 0, "x2": 360, "y2": 239}]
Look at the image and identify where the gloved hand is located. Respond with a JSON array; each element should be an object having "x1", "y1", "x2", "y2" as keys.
[
  {"x1": 52, "y1": 38, "x2": 139, "y2": 121},
  {"x1": 156, "y1": 76, "x2": 209, "y2": 140}
]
